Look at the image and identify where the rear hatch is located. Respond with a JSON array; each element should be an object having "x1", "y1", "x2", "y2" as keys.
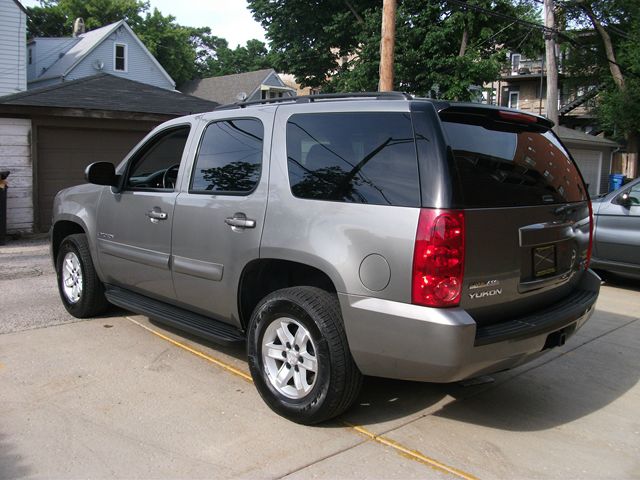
[{"x1": 438, "y1": 106, "x2": 592, "y2": 327}]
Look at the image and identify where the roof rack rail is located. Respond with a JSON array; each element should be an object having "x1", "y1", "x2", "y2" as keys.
[{"x1": 215, "y1": 91, "x2": 413, "y2": 110}]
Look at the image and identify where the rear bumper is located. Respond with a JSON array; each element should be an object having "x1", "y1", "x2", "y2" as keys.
[{"x1": 339, "y1": 269, "x2": 600, "y2": 383}]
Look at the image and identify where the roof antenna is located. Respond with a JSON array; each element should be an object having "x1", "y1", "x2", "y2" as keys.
[{"x1": 73, "y1": 18, "x2": 85, "y2": 37}]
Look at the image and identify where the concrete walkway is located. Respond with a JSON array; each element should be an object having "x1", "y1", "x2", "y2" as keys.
[{"x1": 1, "y1": 239, "x2": 639, "y2": 479}]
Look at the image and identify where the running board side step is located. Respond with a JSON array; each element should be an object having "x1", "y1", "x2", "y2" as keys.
[{"x1": 105, "y1": 286, "x2": 245, "y2": 346}]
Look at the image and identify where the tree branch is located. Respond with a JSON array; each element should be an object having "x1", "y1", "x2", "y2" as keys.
[{"x1": 344, "y1": 0, "x2": 364, "y2": 23}]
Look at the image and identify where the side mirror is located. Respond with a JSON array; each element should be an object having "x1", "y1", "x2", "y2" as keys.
[
  {"x1": 616, "y1": 191, "x2": 639, "y2": 208},
  {"x1": 85, "y1": 162, "x2": 118, "y2": 187}
]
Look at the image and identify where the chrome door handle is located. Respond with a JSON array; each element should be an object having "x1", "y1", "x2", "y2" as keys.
[
  {"x1": 146, "y1": 210, "x2": 168, "y2": 221},
  {"x1": 225, "y1": 214, "x2": 256, "y2": 229}
]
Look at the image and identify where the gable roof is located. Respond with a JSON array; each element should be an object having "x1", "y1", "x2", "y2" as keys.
[
  {"x1": 12, "y1": 0, "x2": 27, "y2": 14},
  {"x1": 180, "y1": 69, "x2": 289, "y2": 105},
  {"x1": 0, "y1": 74, "x2": 218, "y2": 116},
  {"x1": 556, "y1": 126, "x2": 620, "y2": 148},
  {"x1": 32, "y1": 20, "x2": 175, "y2": 88}
]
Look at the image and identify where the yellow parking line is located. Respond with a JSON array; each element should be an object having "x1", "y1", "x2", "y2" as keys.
[
  {"x1": 125, "y1": 315, "x2": 479, "y2": 480},
  {"x1": 346, "y1": 423, "x2": 479, "y2": 480},
  {"x1": 125, "y1": 316, "x2": 252, "y2": 383}
]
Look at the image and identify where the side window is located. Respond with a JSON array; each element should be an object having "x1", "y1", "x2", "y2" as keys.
[
  {"x1": 627, "y1": 183, "x2": 640, "y2": 206},
  {"x1": 114, "y1": 43, "x2": 127, "y2": 72},
  {"x1": 190, "y1": 119, "x2": 263, "y2": 194},
  {"x1": 286, "y1": 112, "x2": 420, "y2": 207},
  {"x1": 125, "y1": 126, "x2": 190, "y2": 191}
]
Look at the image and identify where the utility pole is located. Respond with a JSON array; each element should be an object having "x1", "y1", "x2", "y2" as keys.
[
  {"x1": 379, "y1": 0, "x2": 396, "y2": 91},
  {"x1": 544, "y1": 0, "x2": 559, "y2": 128}
]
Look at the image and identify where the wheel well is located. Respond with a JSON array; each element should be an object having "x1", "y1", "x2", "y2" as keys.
[
  {"x1": 238, "y1": 259, "x2": 337, "y2": 330},
  {"x1": 51, "y1": 221, "x2": 85, "y2": 262}
]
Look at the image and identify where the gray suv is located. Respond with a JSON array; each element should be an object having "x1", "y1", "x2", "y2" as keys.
[{"x1": 51, "y1": 93, "x2": 600, "y2": 424}]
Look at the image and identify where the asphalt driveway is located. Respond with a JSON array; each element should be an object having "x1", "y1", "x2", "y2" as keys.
[{"x1": 1, "y1": 238, "x2": 639, "y2": 479}]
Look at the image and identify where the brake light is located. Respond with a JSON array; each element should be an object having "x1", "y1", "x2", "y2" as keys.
[
  {"x1": 412, "y1": 209, "x2": 465, "y2": 308},
  {"x1": 586, "y1": 200, "x2": 594, "y2": 269},
  {"x1": 497, "y1": 110, "x2": 538, "y2": 124}
]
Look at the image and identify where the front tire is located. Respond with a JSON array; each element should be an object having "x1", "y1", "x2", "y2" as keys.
[
  {"x1": 247, "y1": 286, "x2": 362, "y2": 424},
  {"x1": 56, "y1": 233, "x2": 110, "y2": 318}
]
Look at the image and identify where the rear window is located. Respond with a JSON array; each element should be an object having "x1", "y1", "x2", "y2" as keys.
[
  {"x1": 441, "y1": 116, "x2": 588, "y2": 208},
  {"x1": 286, "y1": 112, "x2": 420, "y2": 207}
]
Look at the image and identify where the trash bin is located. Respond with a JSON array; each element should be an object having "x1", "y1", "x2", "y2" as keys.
[
  {"x1": 0, "y1": 170, "x2": 9, "y2": 245},
  {"x1": 608, "y1": 173, "x2": 625, "y2": 192}
]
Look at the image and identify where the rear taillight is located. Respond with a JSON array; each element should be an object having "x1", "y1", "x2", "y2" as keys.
[
  {"x1": 586, "y1": 200, "x2": 594, "y2": 269},
  {"x1": 412, "y1": 209, "x2": 465, "y2": 308}
]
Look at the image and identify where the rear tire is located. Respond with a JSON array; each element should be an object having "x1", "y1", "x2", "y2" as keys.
[
  {"x1": 247, "y1": 286, "x2": 362, "y2": 424},
  {"x1": 56, "y1": 233, "x2": 110, "y2": 318}
]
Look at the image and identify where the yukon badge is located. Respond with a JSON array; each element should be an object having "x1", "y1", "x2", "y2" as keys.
[{"x1": 469, "y1": 288, "x2": 503, "y2": 299}]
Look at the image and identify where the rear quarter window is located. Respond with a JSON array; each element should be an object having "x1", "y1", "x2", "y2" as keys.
[
  {"x1": 441, "y1": 115, "x2": 588, "y2": 208},
  {"x1": 286, "y1": 112, "x2": 420, "y2": 207}
]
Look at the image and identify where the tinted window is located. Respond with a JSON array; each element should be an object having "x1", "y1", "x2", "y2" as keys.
[
  {"x1": 126, "y1": 126, "x2": 190, "y2": 190},
  {"x1": 286, "y1": 112, "x2": 420, "y2": 206},
  {"x1": 191, "y1": 119, "x2": 263, "y2": 193},
  {"x1": 441, "y1": 116, "x2": 588, "y2": 207}
]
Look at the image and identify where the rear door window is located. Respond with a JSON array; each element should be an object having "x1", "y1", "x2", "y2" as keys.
[
  {"x1": 440, "y1": 113, "x2": 588, "y2": 207},
  {"x1": 190, "y1": 118, "x2": 263, "y2": 194},
  {"x1": 286, "y1": 112, "x2": 420, "y2": 207}
]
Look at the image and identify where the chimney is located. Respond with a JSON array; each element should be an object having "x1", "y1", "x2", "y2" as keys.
[{"x1": 72, "y1": 18, "x2": 85, "y2": 37}]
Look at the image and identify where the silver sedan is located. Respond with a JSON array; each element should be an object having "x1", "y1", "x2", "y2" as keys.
[{"x1": 591, "y1": 176, "x2": 640, "y2": 276}]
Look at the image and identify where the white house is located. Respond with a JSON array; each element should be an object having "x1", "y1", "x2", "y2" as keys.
[
  {"x1": 0, "y1": 1, "x2": 30, "y2": 233},
  {"x1": 0, "y1": 0, "x2": 27, "y2": 95},
  {"x1": 28, "y1": 20, "x2": 176, "y2": 91}
]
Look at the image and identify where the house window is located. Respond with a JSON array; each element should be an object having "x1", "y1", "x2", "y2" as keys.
[
  {"x1": 114, "y1": 43, "x2": 127, "y2": 72},
  {"x1": 511, "y1": 54, "x2": 521, "y2": 74},
  {"x1": 509, "y1": 91, "x2": 519, "y2": 109},
  {"x1": 28, "y1": 49, "x2": 32, "y2": 65}
]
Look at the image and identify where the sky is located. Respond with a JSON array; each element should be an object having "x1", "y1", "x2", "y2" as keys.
[{"x1": 20, "y1": 0, "x2": 268, "y2": 48}]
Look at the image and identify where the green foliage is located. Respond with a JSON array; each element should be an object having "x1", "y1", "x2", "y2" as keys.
[
  {"x1": 198, "y1": 39, "x2": 278, "y2": 77},
  {"x1": 562, "y1": 0, "x2": 640, "y2": 140},
  {"x1": 596, "y1": 78, "x2": 640, "y2": 140},
  {"x1": 135, "y1": 9, "x2": 198, "y2": 85},
  {"x1": 27, "y1": 0, "x2": 147, "y2": 36},
  {"x1": 249, "y1": 0, "x2": 542, "y2": 99}
]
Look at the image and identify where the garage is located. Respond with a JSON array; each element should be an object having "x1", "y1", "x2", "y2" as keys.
[
  {"x1": 556, "y1": 126, "x2": 619, "y2": 197},
  {"x1": 570, "y1": 148, "x2": 602, "y2": 196},
  {"x1": 0, "y1": 74, "x2": 218, "y2": 233},
  {"x1": 35, "y1": 121, "x2": 150, "y2": 231}
]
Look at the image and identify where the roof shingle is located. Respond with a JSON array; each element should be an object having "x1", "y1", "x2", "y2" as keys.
[
  {"x1": 0, "y1": 74, "x2": 219, "y2": 116},
  {"x1": 180, "y1": 69, "x2": 277, "y2": 105}
]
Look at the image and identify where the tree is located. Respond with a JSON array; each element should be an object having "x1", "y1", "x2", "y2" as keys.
[
  {"x1": 197, "y1": 38, "x2": 278, "y2": 78},
  {"x1": 249, "y1": 0, "x2": 542, "y2": 100},
  {"x1": 562, "y1": 0, "x2": 640, "y2": 165},
  {"x1": 27, "y1": 0, "x2": 147, "y2": 36},
  {"x1": 249, "y1": 0, "x2": 371, "y2": 88},
  {"x1": 135, "y1": 8, "x2": 199, "y2": 85}
]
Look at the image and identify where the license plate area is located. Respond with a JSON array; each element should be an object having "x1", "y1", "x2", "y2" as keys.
[{"x1": 533, "y1": 244, "x2": 556, "y2": 277}]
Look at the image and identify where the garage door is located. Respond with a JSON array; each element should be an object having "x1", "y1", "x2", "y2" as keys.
[
  {"x1": 37, "y1": 126, "x2": 148, "y2": 231},
  {"x1": 570, "y1": 149, "x2": 602, "y2": 197}
]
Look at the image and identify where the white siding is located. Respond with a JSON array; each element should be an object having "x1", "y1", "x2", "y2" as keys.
[
  {"x1": 0, "y1": 0, "x2": 27, "y2": 95},
  {"x1": 66, "y1": 26, "x2": 174, "y2": 90},
  {"x1": 0, "y1": 118, "x2": 33, "y2": 233}
]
